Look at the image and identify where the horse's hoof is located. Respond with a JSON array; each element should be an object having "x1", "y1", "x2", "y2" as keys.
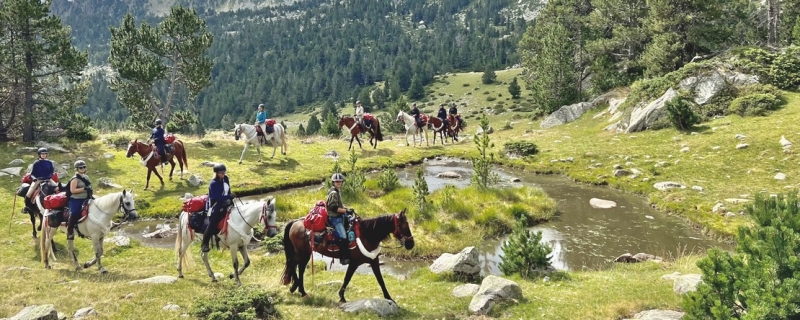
[
  {"x1": 301, "y1": 294, "x2": 309, "y2": 298},
  {"x1": 45, "y1": 265, "x2": 51, "y2": 269},
  {"x1": 100, "y1": 269, "x2": 108, "y2": 274},
  {"x1": 143, "y1": 187, "x2": 148, "y2": 191},
  {"x1": 229, "y1": 273, "x2": 235, "y2": 279},
  {"x1": 211, "y1": 278, "x2": 218, "y2": 283},
  {"x1": 178, "y1": 275, "x2": 184, "y2": 279}
]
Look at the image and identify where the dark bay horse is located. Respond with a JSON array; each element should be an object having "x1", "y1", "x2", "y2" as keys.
[
  {"x1": 281, "y1": 209, "x2": 414, "y2": 303},
  {"x1": 426, "y1": 117, "x2": 453, "y2": 145},
  {"x1": 338, "y1": 116, "x2": 383, "y2": 150},
  {"x1": 446, "y1": 115, "x2": 464, "y2": 141},
  {"x1": 126, "y1": 139, "x2": 188, "y2": 190}
]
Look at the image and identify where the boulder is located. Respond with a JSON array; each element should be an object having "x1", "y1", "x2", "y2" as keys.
[
  {"x1": 712, "y1": 203, "x2": 726, "y2": 213},
  {"x1": 625, "y1": 309, "x2": 685, "y2": 320},
  {"x1": 775, "y1": 172, "x2": 786, "y2": 180},
  {"x1": 613, "y1": 253, "x2": 662, "y2": 263},
  {"x1": 187, "y1": 175, "x2": 204, "y2": 187},
  {"x1": 97, "y1": 177, "x2": 122, "y2": 189},
  {"x1": 35, "y1": 141, "x2": 70, "y2": 153},
  {"x1": 5, "y1": 304, "x2": 58, "y2": 320},
  {"x1": 653, "y1": 181, "x2": 685, "y2": 191},
  {"x1": 322, "y1": 150, "x2": 339, "y2": 158},
  {"x1": 73, "y1": 307, "x2": 95, "y2": 319},
  {"x1": 476, "y1": 126, "x2": 494, "y2": 135},
  {"x1": 613, "y1": 169, "x2": 630, "y2": 177},
  {"x1": 340, "y1": 299, "x2": 398, "y2": 317},
  {"x1": 128, "y1": 275, "x2": 178, "y2": 284},
  {"x1": 780, "y1": 135, "x2": 792, "y2": 148},
  {"x1": 0, "y1": 167, "x2": 23, "y2": 177},
  {"x1": 736, "y1": 143, "x2": 749, "y2": 149},
  {"x1": 589, "y1": 198, "x2": 617, "y2": 209},
  {"x1": 673, "y1": 274, "x2": 703, "y2": 295},
  {"x1": 429, "y1": 246, "x2": 480, "y2": 276},
  {"x1": 436, "y1": 171, "x2": 462, "y2": 179},
  {"x1": 103, "y1": 153, "x2": 115, "y2": 159},
  {"x1": 540, "y1": 102, "x2": 594, "y2": 129},
  {"x1": 679, "y1": 69, "x2": 758, "y2": 105},
  {"x1": 624, "y1": 88, "x2": 679, "y2": 133},
  {"x1": 162, "y1": 304, "x2": 181, "y2": 311},
  {"x1": 9, "y1": 159, "x2": 24, "y2": 166},
  {"x1": 103, "y1": 236, "x2": 130, "y2": 247},
  {"x1": 144, "y1": 226, "x2": 177, "y2": 239},
  {"x1": 452, "y1": 284, "x2": 481, "y2": 298},
  {"x1": 468, "y1": 276, "x2": 523, "y2": 315}
]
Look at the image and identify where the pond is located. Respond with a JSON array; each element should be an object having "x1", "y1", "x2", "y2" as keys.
[{"x1": 117, "y1": 157, "x2": 726, "y2": 278}]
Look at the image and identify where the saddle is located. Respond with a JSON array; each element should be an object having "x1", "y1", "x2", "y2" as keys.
[
  {"x1": 418, "y1": 115, "x2": 429, "y2": 126},
  {"x1": 48, "y1": 200, "x2": 90, "y2": 227},
  {"x1": 150, "y1": 143, "x2": 173, "y2": 161},
  {"x1": 187, "y1": 207, "x2": 233, "y2": 239},
  {"x1": 305, "y1": 215, "x2": 358, "y2": 252}
]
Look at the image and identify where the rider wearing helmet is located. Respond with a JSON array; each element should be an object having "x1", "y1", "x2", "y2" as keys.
[
  {"x1": 26, "y1": 148, "x2": 55, "y2": 199},
  {"x1": 410, "y1": 103, "x2": 422, "y2": 132},
  {"x1": 202, "y1": 163, "x2": 235, "y2": 253},
  {"x1": 437, "y1": 103, "x2": 448, "y2": 129},
  {"x1": 354, "y1": 100, "x2": 366, "y2": 133},
  {"x1": 67, "y1": 160, "x2": 92, "y2": 241},
  {"x1": 326, "y1": 172, "x2": 353, "y2": 265},
  {"x1": 255, "y1": 104, "x2": 267, "y2": 135},
  {"x1": 149, "y1": 119, "x2": 167, "y2": 164}
]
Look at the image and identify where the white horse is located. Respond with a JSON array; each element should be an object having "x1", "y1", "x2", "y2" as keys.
[
  {"x1": 397, "y1": 111, "x2": 429, "y2": 147},
  {"x1": 175, "y1": 197, "x2": 279, "y2": 286},
  {"x1": 233, "y1": 123, "x2": 289, "y2": 164},
  {"x1": 40, "y1": 190, "x2": 138, "y2": 272}
]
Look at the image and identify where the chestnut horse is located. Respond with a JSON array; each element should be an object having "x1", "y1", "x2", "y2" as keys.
[
  {"x1": 281, "y1": 209, "x2": 414, "y2": 303},
  {"x1": 338, "y1": 116, "x2": 383, "y2": 150},
  {"x1": 126, "y1": 139, "x2": 188, "y2": 190},
  {"x1": 426, "y1": 117, "x2": 453, "y2": 145},
  {"x1": 446, "y1": 115, "x2": 464, "y2": 141}
]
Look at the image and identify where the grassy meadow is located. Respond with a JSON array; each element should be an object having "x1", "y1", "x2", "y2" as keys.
[{"x1": 2, "y1": 68, "x2": 797, "y2": 318}]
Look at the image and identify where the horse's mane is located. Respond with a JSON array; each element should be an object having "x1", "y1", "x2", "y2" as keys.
[
  {"x1": 94, "y1": 191, "x2": 122, "y2": 208},
  {"x1": 357, "y1": 214, "x2": 396, "y2": 244}
]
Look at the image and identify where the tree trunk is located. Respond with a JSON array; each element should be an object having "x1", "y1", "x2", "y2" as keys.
[
  {"x1": 22, "y1": 22, "x2": 35, "y2": 142},
  {"x1": 767, "y1": 0, "x2": 780, "y2": 46}
]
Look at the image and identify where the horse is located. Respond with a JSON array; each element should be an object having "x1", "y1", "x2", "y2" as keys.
[
  {"x1": 233, "y1": 123, "x2": 288, "y2": 164},
  {"x1": 447, "y1": 114, "x2": 464, "y2": 141},
  {"x1": 397, "y1": 111, "x2": 429, "y2": 147},
  {"x1": 338, "y1": 116, "x2": 383, "y2": 150},
  {"x1": 175, "y1": 197, "x2": 279, "y2": 286},
  {"x1": 281, "y1": 209, "x2": 415, "y2": 303},
  {"x1": 39, "y1": 190, "x2": 139, "y2": 272},
  {"x1": 426, "y1": 116, "x2": 452, "y2": 145},
  {"x1": 126, "y1": 139, "x2": 188, "y2": 190},
  {"x1": 17, "y1": 179, "x2": 60, "y2": 240}
]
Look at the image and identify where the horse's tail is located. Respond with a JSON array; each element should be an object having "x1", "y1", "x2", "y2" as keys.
[
  {"x1": 178, "y1": 140, "x2": 189, "y2": 170},
  {"x1": 175, "y1": 211, "x2": 193, "y2": 271},
  {"x1": 39, "y1": 216, "x2": 53, "y2": 264},
  {"x1": 376, "y1": 120, "x2": 383, "y2": 141},
  {"x1": 280, "y1": 219, "x2": 298, "y2": 286}
]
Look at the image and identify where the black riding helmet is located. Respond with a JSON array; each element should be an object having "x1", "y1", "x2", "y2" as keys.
[
  {"x1": 74, "y1": 160, "x2": 86, "y2": 168},
  {"x1": 213, "y1": 163, "x2": 227, "y2": 173},
  {"x1": 331, "y1": 173, "x2": 345, "y2": 182},
  {"x1": 155, "y1": 119, "x2": 162, "y2": 125},
  {"x1": 37, "y1": 148, "x2": 48, "y2": 156}
]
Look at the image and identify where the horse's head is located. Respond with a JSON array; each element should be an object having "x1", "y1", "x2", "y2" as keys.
[
  {"x1": 41, "y1": 180, "x2": 59, "y2": 196},
  {"x1": 120, "y1": 189, "x2": 139, "y2": 221},
  {"x1": 125, "y1": 140, "x2": 138, "y2": 158},
  {"x1": 393, "y1": 209, "x2": 414, "y2": 250},
  {"x1": 337, "y1": 116, "x2": 346, "y2": 130},
  {"x1": 262, "y1": 197, "x2": 278, "y2": 238},
  {"x1": 396, "y1": 111, "x2": 404, "y2": 123},
  {"x1": 233, "y1": 123, "x2": 241, "y2": 141}
]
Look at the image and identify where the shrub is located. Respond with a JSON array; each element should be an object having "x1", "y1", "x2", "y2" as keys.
[
  {"x1": 472, "y1": 113, "x2": 499, "y2": 189},
  {"x1": 506, "y1": 204, "x2": 532, "y2": 224},
  {"x1": 65, "y1": 113, "x2": 98, "y2": 142},
  {"x1": 666, "y1": 98, "x2": 700, "y2": 131},
  {"x1": 682, "y1": 192, "x2": 800, "y2": 319},
  {"x1": 728, "y1": 93, "x2": 781, "y2": 116},
  {"x1": 413, "y1": 168, "x2": 430, "y2": 219},
  {"x1": 198, "y1": 140, "x2": 215, "y2": 148},
  {"x1": 377, "y1": 161, "x2": 400, "y2": 193},
  {"x1": 486, "y1": 96, "x2": 496, "y2": 102},
  {"x1": 341, "y1": 150, "x2": 365, "y2": 199},
  {"x1": 499, "y1": 222, "x2": 553, "y2": 279},
  {"x1": 463, "y1": 83, "x2": 470, "y2": 87},
  {"x1": 191, "y1": 286, "x2": 279, "y2": 320},
  {"x1": 503, "y1": 141, "x2": 539, "y2": 157}
]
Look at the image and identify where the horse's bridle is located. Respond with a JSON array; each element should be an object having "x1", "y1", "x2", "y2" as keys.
[
  {"x1": 260, "y1": 202, "x2": 278, "y2": 231},
  {"x1": 91, "y1": 194, "x2": 137, "y2": 220},
  {"x1": 234, "y1": 125, "x2": 255, "y2": 142},
  {"x1": 392, "y1": 214, "x2": 413, "y2": 245}
]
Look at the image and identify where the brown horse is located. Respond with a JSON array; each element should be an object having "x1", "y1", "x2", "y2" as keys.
[
  {"x1": 338, "y1": 116, "x2": 383, "y2": 150},
  {"x1": 281, "y1": 209, "x2": 414, "y2": 303},
  {"x1": 446, "y1": 114, "x2": 464, "y2": 141},
  {"x1": 426, "y1": 116, "x2": 453, "y2": 145},
  {"x1": 126, "y1": 139, "x2": 188, "y2": 190}
]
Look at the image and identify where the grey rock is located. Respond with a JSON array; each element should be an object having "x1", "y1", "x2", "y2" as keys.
[
  {"x1": 128, "y1": 275, "x2": 178, "y2": 284},
  {"x1": 653, "y1": 181, "x2": 685, "y2": 191},
  {"x1": 340, "y1": 299, "x2": 398, "y2": 317},
  {"x1": 626, "y1": 309, "x2": 685, "y2": 320},
  {"x1": 97, "y1": 177, "x2": 122, "y2": 189},
  {"x1": 103, "y1": 153, "x2": 115, "y2": 159},
  {"x1": 73, "y1": 307, "x2": 95, "y2": 319},
  {"x1": 712, "y1": 203, "x2": 726, "y2": 213},
  {"x1": 35, "y1": 141, "x2": 70, "y2": 153},
  {"x1": 452, "y1": 284, "x2": 481, "y2": 298},
  {"x1": 589, "y1": 198, "x2": 617, "y2": 209},
  {"x1": 613, "y1": 169, "x2": 630, "y2": 177},
  {"x1": 780, "y1": 135, "x2": 792, "y2": 148},
  {"x1": 5, "y1": 304, "x2": 58, "y2": 320},
  {"x1": 187, "y1": 175, "x2": 204, "y2": 187},
  {"x1": 734, "y1": 134, "x2": 746, "y2": 140},
  {"x1": 429, "y1": 247, "x2": 480, "y2": 276},
  {"x1": 199, "y1": 161, "x2": 220, "y2": 167},
  {"x1": 468, "y1": 276, "x2": 523, "y2": 315},
  {"x1": 614, "y1": 253, "x2": 662, "y2": 263},
  {"x1": 9, "y1": 159, "x2": 24, "y2": 166},
  {"x1": 540, "y1": 102, "x2": 594, "y2": 129},
  {"x1": 162, "y1": 304, "x2": 181, "y2": 311},
  {"x1": 509, "y1": 177, "x2": 521, "y2": 182},
  {"x1": 625, "y1": 88, "x2": 679, "y2": 133},
  {"x1": 436, "y1": 171, "x2": 462, "y2": 179},
  {"x1": 103, "y1": 236, "x2": 130, "y2": 247},
  {"x1": 680, "y1": 147, "x2": 690, "y2": 153},
  {"x1": 661, "y1": 272, "x2": 682, "y2": 281},
  {"x1": 775, "y1": 172, "x2": 786, "y2": 180},
  {"x1": 476, "y1": 126, "x2": 494, "y2": 135},
  {"x1": 673, "y1": 274, "x2": 703, "y2": 295},
  {"x1": 143, "y1": 226, "x2": 177, "y2": 239},
  {"x1": 322, "y1": 150, "x2": 339, "y2": 158},
  {"x1": 736, "y1": 143, "x2": 749, "y2": 149},
  {"x1": 725, "y1": 212, "x2": 737, "y2": 218},
  {"x1": 712, "y1": 146, "x2": 721, "y2": 150},
  {"x1": 0, "y1": 167, "x2": 23, "y2": 176},
  {"x1": 691, "y1": 186, "x2": 704, "y2": 191}
]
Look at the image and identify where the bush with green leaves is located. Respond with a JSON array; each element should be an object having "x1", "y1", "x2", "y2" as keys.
[
  {"x1": 503, "y1": 141, "x2": 539, "y2": 157},
  {"x1": 734, "y1": 46, "x2": 800, "y2": 90},
  {"x1": 413, "y1": 168, "x2": 430, "y2": 219},
  {"x1": 65, "y1": 113, "x2": 98, "y2": 142},
  {"x1": 728, "y1": 93, "x2": 781, "y2": 116},
  {"x1": 377, "y1": 161, "x2": 400, "y2": 193},
  {"x1": 322, "y1": 113, "x2": 340, "y2": 136},
  {"x1": 472, "y1": 113, "x2": 499, "y2": 189},
  {"x1": 682, "y1": 192, "x2": 800, "y2": 319},
  {"x1": 482, "y1": 66, "x2": 496, "y2": 84},
  {"x1": 499, "y1": 222, "x2": 553, "y2": 279},
  {"x1": 666, "y1": 98, "x2": 700, "y2": 131},
  {"x1": 340, "y1": 150, "x2": 365, "y2": 199},
  {"x1": 191, "y1": 286, "x2": 279, "y2": 320}
]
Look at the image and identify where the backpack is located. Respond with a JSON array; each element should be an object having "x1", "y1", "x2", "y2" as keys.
[
  {"x1": 182, "y1": 194, "x2": 209, "y2": 213},
  {"x1": 303, "y1": 200, "x2": 328, "y2": 232},
  {"x1": 65, "y1": 175, "x2": 92, "y2": 199}
]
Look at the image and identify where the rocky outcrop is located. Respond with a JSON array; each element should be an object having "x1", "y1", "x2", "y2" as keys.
[
  {"x1": 104, "y1": 236, "x2": 131, "y2": 247},
  {"x1": 673, "y1": 274, "x2": 703, "y2": 295},
  {"x1": 4, "y1": 304, "x2": 58, "y2": 320},
  {"x1": 654, "y1": 181, "x2": 686, "y2": 191},
  {"x1": 429, "y1": 247, "x2": 480, "y2": 276},
  {"x1": 625, "y1": 309, "x2": 685, "y2": 320},
  {"x1": 678, "y1": 69, "x2": 758, "y2": 105},
  {"x1": 541, "y1": 102, "x2": 593, "y2": 129},
  {"x1": 468, "y1": 276, "x2": 523, "y2": 315},
  {"x1": 624, "y1": 88, "x2": 679, "y2": 133},
  {"x1": 340, "y1": 299, "x2": 398, "y2": 317}
]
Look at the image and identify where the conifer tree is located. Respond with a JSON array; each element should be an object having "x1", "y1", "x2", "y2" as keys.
[
  {"x1": 305, "y1": 114, "x2": 321, "y2": 135},
  {"x1": 408, "y1": 75, "x2": 425, "y2": 100},
  {"x1": 508, "y1": 77, "x2": 521, "y2": 99},
  {"x1": 482, "y1": 65, "x2": 497, "y2": 84},
  {"x1": 520, "y1": 20, "x2": 577, "y2": 114}
]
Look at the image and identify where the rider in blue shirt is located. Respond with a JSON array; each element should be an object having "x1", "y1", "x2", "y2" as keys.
[
  {"x1": 202, "y1": 163, "x2": 235, "y2": 253},
  {"x1": 437, "y1": 104, "x2": 448, "y2": 128},
  {"x1": 410, "y1": 103, "x2": 422, "y2": 132},
  {"x1": 149, "y1": 119, "x2": 167, "y2": 164},
  {"x1": 255, "y1": 104, "x2": 267, "y2": 134},
  {"x1": 26, "y1": 148, "x2": 55, "y2": 199}
]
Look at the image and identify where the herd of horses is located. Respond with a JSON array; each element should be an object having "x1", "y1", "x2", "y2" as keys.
[{"x1": 16, "y1": 117, "x2": 420, "y2": 303}]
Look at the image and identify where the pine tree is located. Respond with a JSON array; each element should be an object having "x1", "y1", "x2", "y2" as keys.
[
  {"x1": 520, "y1": 20, "x2": 577, "y2": 114},
  {"x1": 109, "y1": 6, "x2": 213, "y2": 129},
  {"x1": 408, "y1": 75, "x2": 425, "y2": 100},
  {"x1": 322, "y1": 113, "x2": 340, "y2": 137},
  {"x1": 471, "y1": 113, "x2": 499, "y2": 189},
  {"x1": 500, "y1": 222, "x2": 553, "y2": 279},
  {"x1": 357, "y1": 88, "x2": 372, "y2": 108},
  {"x1": 413, "y1": 168, "x2": 429, "y2": 216},
  {"x1": 296, "y1": 124, "x2": 306, "y2": 136},
  {"x1": 508, "y1": 77, "x2": 521, "y2": 99},
  {"x1": 481, "y1": 65, "x2": 497, "y2": 84},
  {"x1": 0, "y1": 0, "x2": 89, "y2": 141},
  {"x1": 793, "y1": 18, "x2": 800, "y2": 45},
  {"x1": 305, "y1": 114, "x2": 321, "y2": 135}
]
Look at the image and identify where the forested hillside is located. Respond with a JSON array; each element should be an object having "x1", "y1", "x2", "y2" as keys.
[{"x1": 49, "y1": 0, "x2": 537, "y2": 130}]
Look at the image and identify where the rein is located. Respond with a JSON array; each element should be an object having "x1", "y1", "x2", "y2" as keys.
[{"x1": 392, "y1": 213, "x2": 413, "y2": 245}]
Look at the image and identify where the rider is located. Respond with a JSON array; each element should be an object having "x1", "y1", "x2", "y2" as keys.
[
  {"x1": 354, "y1": 100, "x2": 366, "y2": 133},
  {"x1": 25, "y1": 148, "x2": 55, "y2": 200},
  {"x1": 149, "y1": 119, "x2": 167, "y2": 164},
  {"x1": 410, "y1": 103, "x2": 422, "y2": 132},
  {"x1": 67, "y1": 160, "x2": 92, "y2": 241},
  {"x1": 449, "y1": 102, "x2": 461, "y2": 128},
  {"x1": 255, "y1": 104, "x2": 267, "y2": 135},
  {"x1": 437, "y1": 103, "x2": 448, "y2": 130},
  {"x1": 326, "y1": 173, "x2": 353, "y2": 265},
  {"x1": 202, "y1": 163, "x2": 235, "y2": 253}
]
